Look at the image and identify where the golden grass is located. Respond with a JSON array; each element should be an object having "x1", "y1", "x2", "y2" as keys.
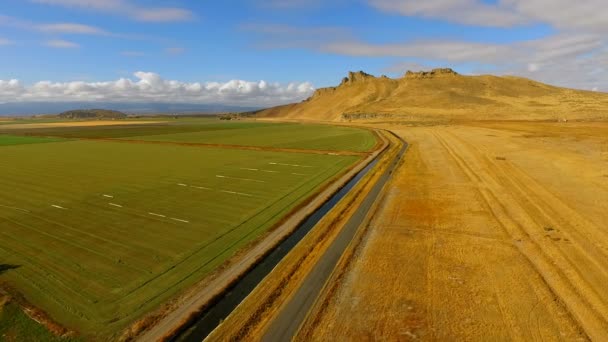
[
  {"x1": 257, "y1": 71, "x2": 608, "y2": 122},
  {"x1": 298, "y1": 121, "x2": 608, "y2": 340}
]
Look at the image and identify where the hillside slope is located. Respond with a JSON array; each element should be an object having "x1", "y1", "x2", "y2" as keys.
[{"x1": 257, "y1": 69, "x2": 608, "y2": 121}]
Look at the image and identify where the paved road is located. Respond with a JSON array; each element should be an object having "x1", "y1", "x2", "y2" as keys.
[{"x1": 261, "y1": 134, "x2": 407, "y2": 341}]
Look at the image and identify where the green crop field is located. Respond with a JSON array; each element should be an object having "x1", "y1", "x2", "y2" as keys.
[
  {"x1": 0, "y1": 119, "x2": 374, "y2": 339},
  {"x1": 127, "y1": 123, "x2": 376, "y2": 151},
  {"x1": 0, "y1": 298, "x2": 81, "y2": 342},
  {"x1": 0, "y1": 119, "x2": 376, "y2": 152},
  {"x1": 0, "y1": 135, "x2": 66, "y2": 146}
]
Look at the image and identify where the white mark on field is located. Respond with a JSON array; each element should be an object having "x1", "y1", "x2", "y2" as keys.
[
  {"x1": 220, "y1": 190, "x2": 253, "y2": 197},
  {"x1": 51, "y1": 205, "x2": 67, "y2": 210},
  {"x1": 192, "y1": 186, "x2": 211, "y2": 190},
  {"x1": 177, "y1": 183, "x2": 188, "y2": 187},
  {"x1": 0, "y1": 204, "x2": 29, "y2": 212},
  {"x1": 216, "y1": 175, "x2": 265, "y2": 183},
  {"x1": 269, "y1": 162, "x2": 313, "y2": 168},
  {"x1": 148, "y1": 212, "x2": 166, "y2": 218},
  {"x1": 241, "y1": 168, "x2": 278, "y2": 174},
  {"x1": 102, "y1": 194, "x2": 114, "y2": 198},
  {"x1": 109, "y1": 203, "x2": 123, "y2": 208},
  {"x1": 292, "y1": 173, "x2": 307, "y2": 176},
  {"x1": 171, "y1": 218, "x2": 189, "y2": 223}
]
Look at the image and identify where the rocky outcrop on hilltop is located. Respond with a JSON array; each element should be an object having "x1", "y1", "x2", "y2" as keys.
[
  {"x1": 308, "y1": 71, "x2": 378, "y2": 101},
  {"x1": 404, "y1": 68, "x2": 459, "y2": 79},
  {"x1": 340, "y1": 71, "x2": 376, "y2": 85}
]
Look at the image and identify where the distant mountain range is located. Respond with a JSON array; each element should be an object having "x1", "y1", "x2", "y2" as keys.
[
  {"x1": 257, "y1": 68, "x2": 608, "y2": 121},
  {"x1": 0, "y1": 102, "x2": 261, "y2": 117}
]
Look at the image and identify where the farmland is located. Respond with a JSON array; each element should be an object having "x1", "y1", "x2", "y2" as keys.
[
  {"x1": 0, "y1": 119, "x2": 374, "y2": 339},
  {"x1": 0, "y1": 135, "x2": 66, "y2": 146},
  {"x1": 0, "y1": 119, "x2": 376, "y2": 152}
]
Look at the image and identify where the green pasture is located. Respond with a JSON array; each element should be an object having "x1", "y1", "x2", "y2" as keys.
[
  {"x1": 129, "y1": 123, "x2": 376, "y2": 152},
  {"x1": 0, "y1": 135, "x2": 65, "y2": 146},
  {"x1": 0, "y1": 299, "x2": 81, "y2": 342},
  {"x1": 0, "y1": 138, "x2": 358, "y2": 338},
  {"x1": 0, "y1": 120, "x2": 376, "y2": 152}
]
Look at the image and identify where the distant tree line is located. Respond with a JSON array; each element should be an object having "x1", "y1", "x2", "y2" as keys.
[{"x1": 217, "y1": 112, "x2": 257, "y2": 120}]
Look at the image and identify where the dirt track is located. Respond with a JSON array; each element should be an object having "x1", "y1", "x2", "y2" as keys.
[{"x1": 298, "y1": 122, "x2": 608, "y2": 341}]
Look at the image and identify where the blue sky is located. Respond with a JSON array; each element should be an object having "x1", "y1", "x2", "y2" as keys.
[{"x1": 0, "y1": 0, "x2": 606, "y2": 106}]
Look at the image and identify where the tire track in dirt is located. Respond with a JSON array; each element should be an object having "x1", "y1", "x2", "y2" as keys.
[
  {"x1": 445, "y1": 129, "x2": 608, "y2": 308},
  {"x1": 297, "y1": 126, "x2": 596, "y2": 341},
  {"x1": 434, "y1": 128, "x2": 608, "y2": 340}
]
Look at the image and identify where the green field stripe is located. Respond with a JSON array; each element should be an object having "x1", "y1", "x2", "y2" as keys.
[
  {"x1": 0, "y1": 230, "x2": 99, "y2": 306},
  {"x1": 126, "y1": 123, "x2": 375, "y2": 152},
  {"x1": 0, "y1": 213, "x2": 148, "y2": 280},
  {"x1": 0, "y1": 134, "x2": 67, "y2": 146},
  {"x1": 114, "y1": 156, "x2": 357, "y2": 308},
  {"x1": 1, "y1": 200, "x2": 172, "y2": 268}
]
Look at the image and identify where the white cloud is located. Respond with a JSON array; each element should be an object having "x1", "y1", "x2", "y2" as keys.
[
  {"x1": 368, "y1": 0, "x2": 608, "y2": 31},
  {"x1": 30, "y1": 0, "x2": 195, "y2": 22},
  {"x1": 121, "y1": 51, "x2": 145, "y2": 57},
  {"x1": 498, "y1": 52, "x2": 608, "y2": 92},
  {"x1": 165, "y1": 47, "x2": 185, "y2": 55},
  {"x1": 504, "y1": 0, "x2": 608, "y2": 32},
  {"x1": 0, "y1": 38, "x2": 13, "y2": 46},
  {"x1": 527, "y1": 63, "x2": 540, "y2": 72},
  {"x1": 0, "y1": 72, "x2": 315, "y2": 106},
  {"x1": 256, "y1": 0, "x2": 326, "y2": 9},
  {"x1": 133, "y1": 8, "x2": 194, "y2": 23},
  {"x1": 369, "y1": 0, "x2": 528, "y2": 27},
  {"x1": 324, "y1": 40, "x2": 513, "y2": 62},
  {"x1": 44, "y1": 39, "x2": 79, "y2": 48},
  {"x1": 38, "y1": 23, "x2": 108, "y2": 35},
  {"x1": 0, "y1": 14, "x2": 112, "y2": 37},
  {"x1": 244, "y1": 24, "x2": 352, "y2": 49}
]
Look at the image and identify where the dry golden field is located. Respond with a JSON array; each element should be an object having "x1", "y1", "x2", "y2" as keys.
[{"x1": 298, "y1": 121, "x2": 608, "y2": 341}]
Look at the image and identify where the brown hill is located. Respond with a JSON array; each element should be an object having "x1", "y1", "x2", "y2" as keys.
[{"x1": 257, "y1": 68, "x2": 608, "y2": 121}]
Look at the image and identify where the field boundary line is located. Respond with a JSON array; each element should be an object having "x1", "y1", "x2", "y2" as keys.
[{"x1": 78, "y1": 137, "x2": 370, "y2": 156}]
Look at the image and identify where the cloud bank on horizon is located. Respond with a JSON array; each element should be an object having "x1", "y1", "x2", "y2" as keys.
[
  {"x1": 0, "y1": 0, "x2": 607, "y2": 108},
  {"x1": 0, "y1": 72, "x2": 314, "y2": 106}
]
